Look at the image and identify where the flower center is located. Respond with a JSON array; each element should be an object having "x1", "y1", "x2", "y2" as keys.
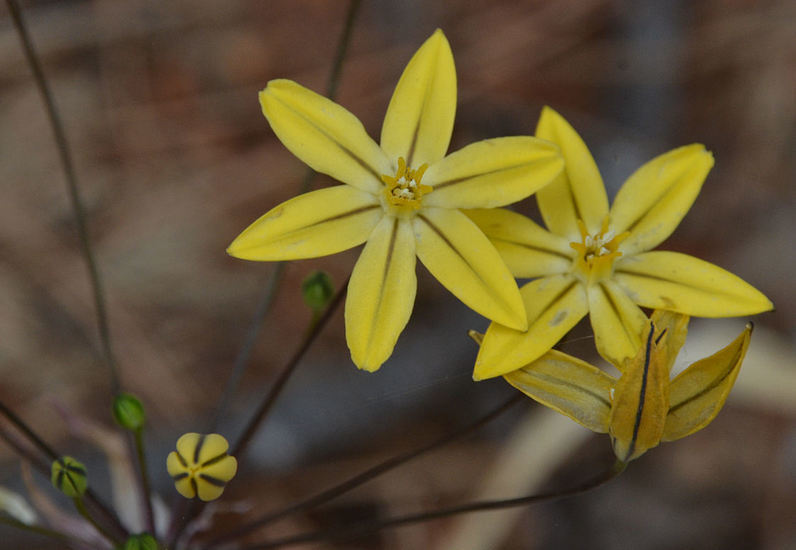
[
  {"x1": 381, "y1": 156, "x2": 432, "y2": 214},
  {"x1": 569, "y1": 217, "x2": 629, "y2": 284}
]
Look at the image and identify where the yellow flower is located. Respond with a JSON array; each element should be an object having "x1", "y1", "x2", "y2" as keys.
[
  {"x1": 166, "y1": 433, "x2": 237, "y2": 502},
  {"x1": 468, "y1": 107, "x2": 772, "y2": 379},
  {"x1": 227, "y1": 30, "x2": 564, "y2": 372},
  {"x1": 502, "y1": 310, "x2": 753, "y2": 462}
]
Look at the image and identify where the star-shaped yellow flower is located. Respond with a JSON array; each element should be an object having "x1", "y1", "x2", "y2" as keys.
[
  {"x1": 228, "y1": 30, "x2": 564, "y2": 372},
  {"x1": 468, "y1": 107, "x2": 772, "y2": 379},
  {"x1": 501, "y1": 310, "x2": 752, "y2": 462}
]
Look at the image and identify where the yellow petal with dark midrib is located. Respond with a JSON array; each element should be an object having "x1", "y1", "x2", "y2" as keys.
[
  {"x1": 345, "y1": 217, "x2": 417, "y2": 372},
  {"x1": 227, "y1": 186, "x2": 382, "y2": 261},
  {"x1": 413, "y1": 208, "x2": 527, "y2": 334},
  {"x1": 380, "y1": 29, "x2": 456, "y2": 168},
  {"x1": 609, "y1": 322, "x2": 670, "y2": 462},
  {"x1": 473, "y1": 274, "x2": 589, "y2": 380},
  {"x1": 663, "y1": 323, "x2": 752, "y2": 442},
  {"x1": 504, "y1": 350, "x2": 613, "y2": 433},
  {"x1": 535, "y1": 106, "x2": 608, "y2": 240},
  {"x1": 464, "y1": 208, "x2": 572, "y2": 278}
]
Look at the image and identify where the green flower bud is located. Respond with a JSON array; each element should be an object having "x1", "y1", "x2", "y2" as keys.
[
  {"x1": 112, "y1": 393, "x2": 146, "y2": 431},
  {"x1": 119, "y1": 533, "x2": 159, "y2": 550},
  {"x1": 301, "y1": 270, "x2": 334, "y2": 312},
  {"x1": 51, "y1": 456, "x2": 87, "y2": 498}
]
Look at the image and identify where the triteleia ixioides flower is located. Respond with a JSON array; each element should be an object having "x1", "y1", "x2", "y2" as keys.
[
  {"x1": 226, "y1": 30, "x2": 565, "y2": 372},
  {"x1": 166, "y1": 433, "x2": 237, "y2": 502},
  {"x1": 500, "y1": 310, "x2": 753, "y2": 462},
  {"x1": 468, "y1": 106, "x2": 772, "y2": 380}
]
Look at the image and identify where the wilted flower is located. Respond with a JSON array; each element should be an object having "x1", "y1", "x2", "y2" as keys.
[{"x1": 502, "y1": 310, "x2": 752, "y2": 462}]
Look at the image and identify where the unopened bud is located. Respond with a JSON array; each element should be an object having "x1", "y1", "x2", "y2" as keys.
[
  {"x1": 51, "y1": 456, "x2": 87, "y2": 498},
  {"x1": 301, "y1": 270, "x2": 334, "y2": 312},
  {"x1": 113, "y1": 393, "x2": 146, "y2": 431},
  {"x1": 120, "y1": 533, "x2": 159, "y2": 550}
]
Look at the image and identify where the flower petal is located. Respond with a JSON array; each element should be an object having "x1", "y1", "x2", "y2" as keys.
[
  {"x1": 413, "y1": 207, "x2": 526, "y2": 331},
  {"x1": 535, "y1": 106, "x2": 609, "y2": 239},
  {"x1": 380, "y1": 29, "x2": 456, "y2": 168},
  {"x1": 474, "y1": 275, "x2": 589, "y2": 380},
  {"x1": 588, "y1": 280, "x2": 649, "y2": 367},
  {"x1": 260, "y1": 79, "x2": 391, "y2": 194},
  {"x1": 227, "y1": 186, "x2": 382, "y2": 260},
  {"x1": 614, "y1": 251, "x2": 774, "y2": 316},
  {"x1": 611, "y1": 144, "x2": 714, "y2": 255},
  {"x1": 464, "y1": 208, "x2": 572, "y2": 278},
  {"x1": 609, "y1": 321, "x2": 670, "y2": 462},
  {"x1": 422, "y1": 136, "x2": 563, "y2": 209},
  {"x1": 503, "y1": 350, "x2": 613, "y2": 433},
  {"x1": 662, "y1": 322, "x2": 752, "y2": 442},
  {"x1": 649, "y1": 309, "x2": 690, "y2": 373},
  {"x1": 345, "y1": 217, "x2": 417, "y2": 372}
]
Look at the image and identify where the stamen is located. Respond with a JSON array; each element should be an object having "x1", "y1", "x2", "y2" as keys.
[{"x1": 381, "y1": 156, "x2": 432, "y2": 211}]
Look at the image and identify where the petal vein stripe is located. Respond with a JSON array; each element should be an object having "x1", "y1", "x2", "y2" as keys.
[
  {"x1": 489, "y1": 236, "x2": 573, "y2": 262},
  {"x1": 668, "y1": 344, "x2": 744, "y2": 415},
  {"x1": 431, "y1": 160, "x2": 549, "y2": 192},
  {"x1": 270, "y1": 93, "x2": 385, "y2": 185},
  {"x1": 627, "y1": 325, "x2": 656, "y2": 461}
]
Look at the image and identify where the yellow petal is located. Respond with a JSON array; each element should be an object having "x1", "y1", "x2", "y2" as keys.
[
  {"x1": 663, "y1": 323, "x2": 752, "y2": 442},
  {"x1": 175, "y1": 433, "x2": 202, "y2": 464},
  {"x1": 173, "y1": 476, "x2": 196, "y2": 499},
  {"x1": 648, "y1": 310, "x2": 690, "y2": 374},
  {"x1": 166, "y1": 451, "x2": 187, "y2": 477},
  {"x1": 345, "y1": 217, "x2": 417, "y2": 372},
  {"x1": 504, "y1": 350, "x2": 613, "y2": 433},
  {"x1": 535, "y1": 106, "x2": 609, "y2": 239},
  {"x1": 196, "y1": 479, "x2": 226, "y2": 502},
  {"x1": 614, "y1": 251, "x2": 774, "y2": 316},
  {"x1": 260, "y1": 79, "x2": 391, "y2": 194},
  {"x1": 611, "y1": 145, "x2": 714, "y2": 255},
  {"x1": 588, "y1": 280, "x2": 648, "y2": 367},
  {"x1": 413, "y1": 208, "x2": 526, "y2": 332},
  {"x1": 227, "y1": 186, "x2": 382, "y2": 261},
  {"x1": 422, "y1": 136, "x2": 563, "y2": 209},
  {"x1": 380, "y1": 29, "x2": 456, "y2": 168},
  {"x1": 474, "y1": 275, "x2": 589, "y2": 380},
  {"x1": 195, "y1": 434, "x2": 231, "y2": 465},
  {"x1": 464, "y1": 208, "x2": 572, "y2": 278},
  {"x1": 200, "y1": 455, "x2": 238, "y2": 483},
  {"x1": 609, "y1": 321, "x2": 670, "y2": 462}
]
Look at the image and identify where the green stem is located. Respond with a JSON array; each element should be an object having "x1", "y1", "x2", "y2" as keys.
[
  {"x1": 73, "y1": 496, "x2": 121, "y2": 547},
  {"x1": 0, "y1": 514, "x2": 79, "y2": 545},
  {"x1": 236, "y1": 460, "x2": 627, "y2": 550},
  {"x1": 132, "y1": 429, "x2": 156, "y2": 534}
]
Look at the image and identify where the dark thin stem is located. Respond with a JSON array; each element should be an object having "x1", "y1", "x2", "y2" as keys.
[
  {"x1": 132, "y1": 429, "x2": 156, "y2": 534},
  {"x1": 238, "y1": 460, "x2": 627, "y2": 550},
  {"x1": 205, "y1": 394, "x2": 524, "y2": 547},
  {"x1": 0, "y1": 399, "x2": 129, "y2": 540},
  {"x1": 73, "y1": 497, "x2": 121, "y2": 547},
  {"x1": 209, "y1": 0, "x2": 362, "y2": 433},
  {"x1": 0, "y1": 515, "x2": 81, "y2": 545},
  {"x1": 6, "y1": 0, "x2": 120, "y2": 394},
  {"x1": 230, "y1": 277, "x2": 348, "y2": 459},
  {"x1": 168, "y1": 278, "x2": 348, "y2": 548}
]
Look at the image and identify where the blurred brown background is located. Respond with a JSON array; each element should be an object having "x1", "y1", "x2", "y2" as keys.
[{"x1": 1, "y1": 0, "x2": 794, "y2": 548}]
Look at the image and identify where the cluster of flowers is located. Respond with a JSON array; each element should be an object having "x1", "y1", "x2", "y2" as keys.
[{"x1": 193, "y1": 28, "x2": 773, "y2": 500}]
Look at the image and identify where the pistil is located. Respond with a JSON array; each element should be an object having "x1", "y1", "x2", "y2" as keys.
[
  {"x1": 381, "y1": 157, "x2": 432, "y2": 213},
  {"x1": 570, "y1": 217, "x2": 629, "y2": 284}
]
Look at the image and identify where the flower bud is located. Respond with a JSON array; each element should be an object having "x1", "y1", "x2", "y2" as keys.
[
  {"x1": 301, "y1": 270, "x2": 334, "y2": 312},
  {"x1": 166, "y1": 433, "x2": 237, "y2": 502},
  {"x1": 112, "y1": 393, "x2": 146, "y2": 431},
  {"x1": 119, "y1": 533, "x2": 159, "y2": 550},
  {"x1": 51, "y1": 456, "x2": 87, "y2": 498}
]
